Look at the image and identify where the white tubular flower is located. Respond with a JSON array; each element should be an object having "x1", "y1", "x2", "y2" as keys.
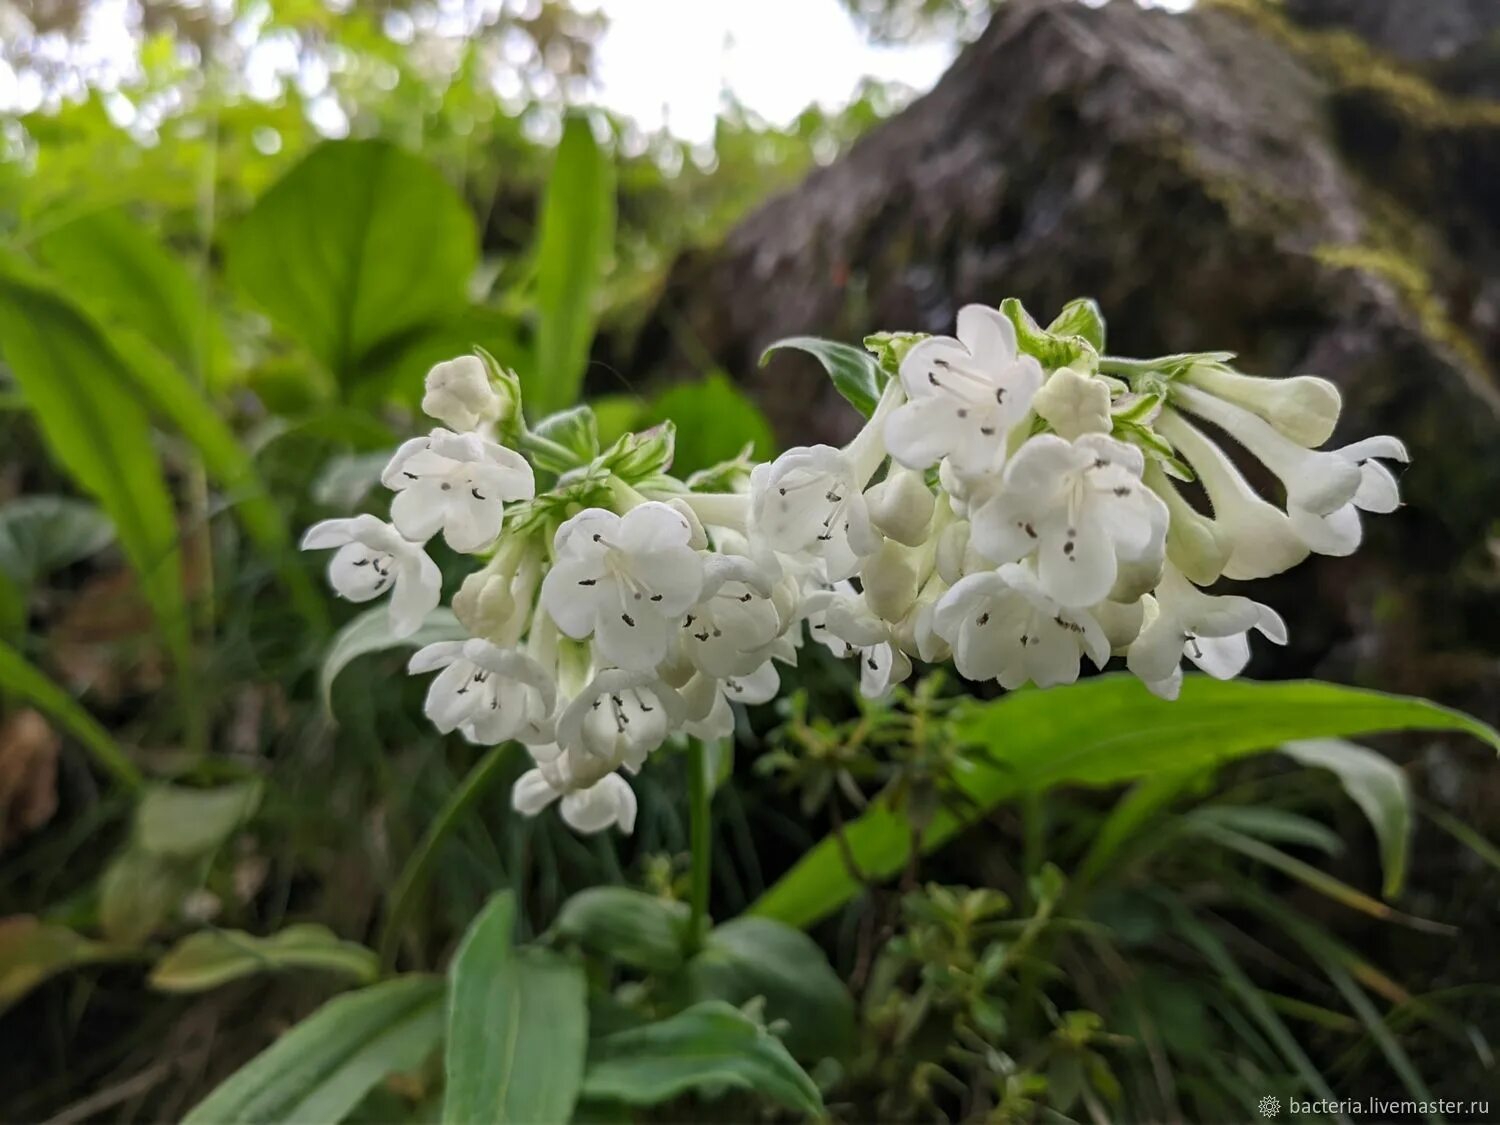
[
  {"x1": 554, "y1": 669, "x2": 685, "y2": 771},
  {"x1": 381, "y1": 429, "x2": 535, "y2": 554},
  {"x1": 1181, "y1": 363, "x2": 1342, "y2": 448},
  {"x1": 749, "y1": 445, "x2": 880, "y2": 581},
  {"x1": 681, "y1": 556, "x2": 782, "y2": 678},
  {"x1": 1144, "y1": 463, "x2": 1234, "y2": 586},
  {"x1": 969, "y1": 433, "x2": 1167, "y2": 608},
  {"x1": 932, "y1": 564, "x2": 1109, "y2": 690},
  {"x1": 1157, "y1": 410, "x2": 1308, "y2": 580},
  {"x1": 541, "y1": 503, "x2": 704, "y2": 672},
  {"x1": 805, "y1": 589, "x2": 912, "y2": 698},
  {"x1": 512, "y1": 748, "x2": 638, "y2": 835},
  {"x1": 884, "y1": 304, "x2": 1042, "y2": 478},
  {"x1": 422, "y1": 355, "x2": 504, "y2": 433},
  {"x1": 1031, "y1": 365, "x2": 1112, "y2": 440},
  {"x1": 864, "y1": 465, "x2": 936, "y2": 547},
  {"x1": 1286, "y1": 435, "x2": 1409, "y2": 557},
  {"x1": 1126, "y1": 564, "x2": 1287, "y2": 697},
  {"x1": 408, "y1": 639, "x2": 555, "y2": 745},
  {"x1": 1172, "y1": 383, "x2": 1360, "y2": 516},
  {"x1": 301, "y1": 515, "x2": 440, "y2": 638},
  {"x1": 684, "y1": 660, "x2": 781, "y2": 739}
]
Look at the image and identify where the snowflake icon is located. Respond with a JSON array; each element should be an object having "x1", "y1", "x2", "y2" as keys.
[{"x1": 1259, "y1": 1095, "x2": 1282, "y2": 1118}]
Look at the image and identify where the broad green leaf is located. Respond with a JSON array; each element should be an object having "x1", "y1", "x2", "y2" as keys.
[
  {"x1": 226, "y1": 139, "x2": 477, "y2": 385},
  {"x1": 549, "y1": 887, "x2": 689, "y2": 975},
  {"x1": 31, "y1": 208, "x2": 231, "y2": 385},
  {"x1": 321, "y1": 606, "x2": 465, "y2": 712},
  {"x1": 137, "y1": 780, "x2": 263, "y2": 858},
  {"x1": 581, "y1": 1001, "x2": 822, "y2": 1116},
  {"x1": 751, "y1": 676, "x2": 1500, "y2": 929},
  {"x1": 638, "y1": 373, "x2": 774, "y2": 476},
  {"x1": 762, "y1": 336, "x2": 885, "y2": 418},
  {"x1": 0, "y1": 637, "x2": 140, "y2": 790},
  {"x1": 530, "y1": 114, "x2": 615, "y2": 416},
  {"x1": 1282, "y1": 738, "x2": 1412, "y2": 898},
  {"x1": 0, "y1": 918, "x2": 134, "y2": 1012},
  {"x1": 686, "y1": 916, "x2": 855, "y2": 1062},
  {"x1": 0, "y1": 496, "x2": 114, "y2": 586},
  {"x1": 151, "y1": 924, "x2": 378, "y2": 992},
  {"x1": 0, "y1": 263, "x2": 188, "y2": 669},
  {"x1": 444, "y1": 892, "x2": 588, "y2": 1125},
  {"x1": 98, "y1": 847, "x2": 193, "y2": 946},
  {"x1": 184, "y1": 975, "x2": 445, "y2": 1125}
]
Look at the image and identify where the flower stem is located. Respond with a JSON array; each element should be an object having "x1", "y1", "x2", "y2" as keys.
[{"x1": 686, "y1": 739, "x2": 713, "y2": 952}]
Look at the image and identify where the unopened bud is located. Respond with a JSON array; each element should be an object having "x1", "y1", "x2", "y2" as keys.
[
  {"x1": 1032, "y1": 366, "x2": 1111, "y2": 440},
  {"x1": 1183, "y1": 364, "x2": 1340, "y2": 448},
  {"x1": 862, "y1": 540, "x2": 921, "y2": 622},
  {"x1": 865, "y1": 466, "x2": 935, "y2": 546},
  {"x1": 422, "y1": 355, "x2": 510, "y2": 432}
]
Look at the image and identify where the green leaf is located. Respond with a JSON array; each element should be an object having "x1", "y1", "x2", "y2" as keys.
[
  {"x1": 0, "y1": 496, "x2": 114, "y2": 586},
  {"x1": 1185, "y1": 806, "x2": 1344, "y2": 855},
  {"x1": 98, "y1": 847, "x2": 193, "y2": 946},
  {"x1": 444, "y1": 892, "x2": 588, "y2": 1125},
  {"x1": 1000, "y1": 297, "x2": 1095, "y2": 369},
  {"x1": 184, "y1": 975, "x2": 446, "y2": 1125},
  {"x1": 638, "y1": 373, "x2": 775, "y2": 477},
  {"x1": 226, "y1": 139, "x2": 477, "y2": 386},
  {"x1": 530, "y1": 404, "x2": 601, "y2": 473},
  {"x1": 31, "y1": 208, "x2": 231, "y2": 386},
  {"x1": 580, "y1": 1001, "x2": 823, "y2": 1116},
  {"x1": 0, "y1": 638, "x2": 140, "y2": 790},
  {"x1": 151, "y1": 925, "x2": 378, "y2": 992},
  {"x1": 530, "y1": 114, "x2": 615, "y2": 417},
  {"x1": 137, "y1": 780, "x2": 263, "y2": 858},
  {"x1": 549, "y1": 887, "x2": 689, "y2": 975},
  {"x1": 321, "y1": 606, "x2": 465, "y2": 712},
  {"x1": 762, "y1": 336, "x2": 885, "y2": 418},
  {"x1": 686, "y1": 917, "x2": 855, "y2": 1062},
  {"x1": 0, "y1": 262, "x2": 188, "y2": 668},
  {"x1": 1282, "y1": 738, "x2": 1413, "y2": 898},
  {"x1": 1046, "y1": 297, "x2": 1107, "y2": 353},
  {"x1": 0, "y1": 918, "x2": 134, "y2": 1012},
  {"x1": 751, "y1": 676, "x2": 1500, "y2": 929}
]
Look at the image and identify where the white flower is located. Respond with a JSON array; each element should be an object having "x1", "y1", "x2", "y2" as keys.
[
  {"x1": 683, "y1": 660, "x2": 782, "y2": 739},
  {"x1": 512, "y1": 748, "x2": 638, "y2": 834},
  {"x1": 1156, "y1": 410, "x2": 1308, "y2": 580},
  {"x1": 884, "y1": 305, "x2": 1042, "y2": 479},
  {"x1": 541, "y1": 503, "x2": 704, "y2": 672},
  {"x1": 408, "y1": 639, "x2": 555, "y2": 745},
  {"x1": 932, "y1": 564, "x2": 1109, "y2": 689},
  {"x1": 382, "y1": 429, "x2": 534, "y2": 553},
  {"x1": 1286, "y1": 435, "x2": 1408, "y2": 557},
  {"x1": 969, "y1": 433, "x2": 1167, "y2": 607},
  {"x1": 422, "y1": 355, "x2": 504, "y2": 433},
  {"x1": 1172, "y1": 383, "x2": 1360, "y2": 516},
  {"x1": 1181, "y1": 363, "x2": 1341, "y2": 448},
  {"x1": 1126, "y1": 563, "x2": 1286, "y2": 698},
  {"x1": 300, "y1": 515, "x2": 440, "y2": 637},
  {"x1": 1031, "y1": 365, "x2": 1112, "y2": 440},
  {"x1": 680, "y1": 556, "x2": 784, "y2": 678},
  {"x1": 803, "y1": 589, "x2": 912, "y2": 699},
  {"x1": 749, "y1": 445, "x2": 880, "y2": 581},
  {"x1": 554, "y1": 668, "x2": 685, "y2": 771}
]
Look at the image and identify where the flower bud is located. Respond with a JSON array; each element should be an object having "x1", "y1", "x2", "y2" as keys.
[
  {"x1": 864, "y1": 466, "x2": 935, "y2": 546},
  {"x1": 665, "y1": 497, "x2": 709, "y2": 550},
  {"x1": 452, "y1": 567, "x2": 517, "y2": 640},
  {"x1": 936, "y1": 520, "x2": 971, "y2": 586},
  {"x1": 861, "y1": 540, "x2": 922, "y2": 623},
  {"x1": 1092, "y1": 597, "x2": 1146, "y2": 652},
  {"x1": 1183, "y1": 364, "x2": 1340, "y2": 448},
  {"x1": 1031, "y1": 365, "x2": 1111, "y2": 440},
  {"x1": 422, "y1": 355, "x2": 511, "y2": 432}
]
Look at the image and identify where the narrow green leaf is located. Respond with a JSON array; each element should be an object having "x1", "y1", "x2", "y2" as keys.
[
  {"x1": 1282, "y1": 738, "x2": 1413, "y2": 897},
  {"x1": 751, "y1": 676, "x2": 1500, "y2": 929},
  {"x1": 530, "y1": 114, "x2": 615, "y2": 416},
  {"x1": 581, "y1": 1001, "x2": 823, "y2": 1116},
  {"x1": 0, "y1": 637, "x2": 140, "y2": 790},
  {"x1": 443, "y1": 892, "x2": 588, "y2": 1125},
  {"x1": 321, "y1": 606, "x2": 465, "y2": 712},
  {"x1": 226, "y1": 139, "x2": 477, "y2": 385},
  {"x1": 183, "y1": 975, "x2": 445, "y2": 1125},
  {"x1": 549, "y1": 887, "x2": 689, "y2": 975},
  {"x1": 0, "y1": 264, "x2": 188, "y2": 668},
  {"x1": 762, "y1": 336, "x2": 885, "y2": 418},
  {"x1": 151, "y1": 925, "x2": 378, "y2": 993},
  {"x1": 1185, "y1": 806, "x2": 1344, "y2": 855}
]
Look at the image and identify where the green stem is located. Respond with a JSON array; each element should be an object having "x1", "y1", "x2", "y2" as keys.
[
  {"x1": 686, "y1": 740, "x2": 713, "y2": 952},
  {"x1": 378, "y1": 743, "x2": 516, "y2": 972}
]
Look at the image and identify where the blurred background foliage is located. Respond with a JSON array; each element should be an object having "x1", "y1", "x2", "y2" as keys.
[{"x1": 0, "y1": 0, "x2": 1496, "y2": 1121}]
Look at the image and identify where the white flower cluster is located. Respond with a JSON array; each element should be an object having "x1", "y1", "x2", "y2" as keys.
[{"x1": 302, "y1": 303, "x2": 1407, "y2": 835}]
